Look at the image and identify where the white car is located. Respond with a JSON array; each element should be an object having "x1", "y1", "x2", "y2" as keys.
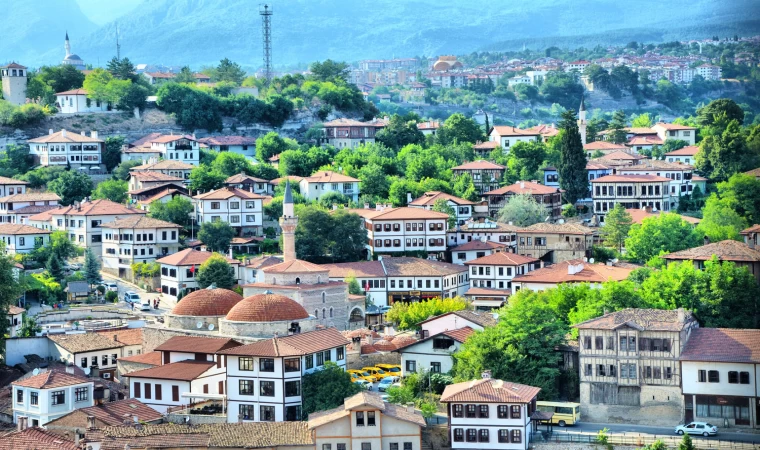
[
  {"x1": 675, "y1": 422, "x2": 718, "y2": 437},
  {"x1": 105, "y1": 283, "x2": 119, "y2": 292},
  {"x1": 377, "y1": 376, "x2": 401, "y2": 392},
  {"x1": 353, "y1": 379, "x2": 372, "y2": 390}
]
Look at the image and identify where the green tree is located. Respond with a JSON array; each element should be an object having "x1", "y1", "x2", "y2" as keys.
[
  {"x1": 102, "y1": 136, "x2": 126, "y2": 172},
  {"x1": 213, "y1": 58, "x2": 246, "y2": 85},
  {"x1": 211, "y1": 152, "x2": 253, "y2": 177},
  {"x1": 608, "y1": 110, "x2": 628, "y2": 144},
  {"x1": 92, "y1": 179, "x2": 128, "y2": 204},
  {"x1": 678, "y1": 434, "x2": 695, "y2": 450},
  {"x1": 375, "y1": 113, "x2": 425, "y2": 150},
  {"x1": 631, "y1": 113, "x2": 653, "y2": 128},
  {"x1": 358, "y1": 163, "x2": 391, "y2": 199},
  {"x1": 498, "y1": 194, "x2": 549, "y2": 227},
  {"x1": 295, "y1": 207, "x2": 368, "y2": 264},
  {"x1": 504, "y1": 140, "x2": 547, "y2": 184},
  {"x1": 600, "y1": 204, "x2": 633, "y2": 252},
  {"x1": 452, "y1": 294, "x2": 568, "y2": 399},
  {"x1": 432, "y1": 198, "x2": 456, "y2": 229},
  {"x1": 696, "y1": 98, "x2": 745, "y2": 128},
  {"x1": 106, "y1": 57, "x2": 137, "y2": 81},
  {"x1": 83, "y1": 68, "x2": 118, "y2": 104},
  {"x1": 84, "y1": 248, "x2": 101, "y2": 287},
  {"x1": 437, "y1": 113, "x2": 484, "y2": 145},
  {"x1": 309, "y1": 60, "x2": 351, "y2": 83},
  {"x1": 189, "y1": 165, "x2": 226, "y2": 192},
  {"x1": 301, "y1": 361, "x2": 361, "y2": 418},
  {"x1": 386, "y1": 297, "x2": 470, "y2": 330},
  {"x1": 49, "y1": 230, "x2": 77, "y2": 261},
  {"x1": 249, "y1": 163, "x2": 279, "y2": 180},
  {"x1": 48, "y1": 170, "x2": 93, "y2": 206},
  {"x1": 256, "y1": 132, "x2": 299, "y2": 163},
  {"x1": 557, "y1": 109, "x2": 588, "y2": 204},
  {"x1": 386, "y1": 385, "x2": 415, "y2": 405},
  {"x1": 174, "y1": 66, "x2": 196, "y2": 84},
  {"x1": 112, "y1": 160, "x2": 142, "y2": 181},
  {"x1": 17, "y1": 315, "x2": 42, "y2": 338},
  {"x1": 696, "y1": 119, "x2": 748, "y2": 181},
  {"x1": 345, "y1": 271, "x2": 364, "y2": 296},
  {"x1": 117, "y1": 82, "x2": 148, "y2": 112},
  {"x1": 196, "y1": 253, "x2": 237, "y2": 289},
  {"x1": 538, "y1": 71, "x2": 584, "y2": 109},
  {"x1": 625, "y1": 213, "x2": 703, "y2": 263},
  {"x1": 155, "y1": 83, "x2": 223, "y2": 131},
  {"x1": 149, "y1": 196, "x2": 194, "y2": 229},
  {"x1": 46, "y1": 253, "x2": 65, "y2": 282},
  {"x1": 198, "y1": 221, "x2": 235, "y2": 253},
  {"x1": 452, "y1": 173, "x2": 478, "y2": 202},
  {"x1": 31, "y1": 65, "x2": 85, "y2": 97}
]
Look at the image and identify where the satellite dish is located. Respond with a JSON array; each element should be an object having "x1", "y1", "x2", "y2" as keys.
[
  {"x1": 32, "y1": 368, "x2": 40, "y2": 376},
  {"x1": 207, "y1": 324, "x2": 215, "y2": 331},
  {"x1": 83, "y1": 368, "x2": 91, "y2": 375},
  {"x1": 196, "y1": 321, "x2": 203, "y2": 329}
]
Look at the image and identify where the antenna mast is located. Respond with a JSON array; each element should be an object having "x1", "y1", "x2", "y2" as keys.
[
  {"x1": 260, "y1": 4, "x2": 273, "y2": 84},
  {"x1": 116, "y1": 23, "x2": 121, "y2": 60}
]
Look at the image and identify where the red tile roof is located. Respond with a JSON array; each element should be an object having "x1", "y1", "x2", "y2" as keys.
[
  {"x1": 740, "y1": 224, "x2": 760, "y2": 235},
  {"x1": 29, "y1": 129, "x2": 102, "y2": 143},
  {"x1": 49, "y1": 398, "x2": 163, "y2": 427},
  {"x1": 193, "y1": 187, "x2": 264, "y2": 200},
  {"x1": 124, "y1": 360, "x2": 216, "y2": 381},
  {"x1": 450, "y1": 240, "x2": 507, "y2": 252},
  {"x1": 43, "y1": 199, "x2": 146, "y2": 217},
  {"x1": 464, "y1": 251, "x2": 538, "y2": 266},
  {"x1": 394, "y1": 327, "x2": 474, "y2": 352},
  {"x1": 149, "y1": 134, "x2": 195, "y2": 144},
  {"x1": 197, "y1": 136, "x2": 257, "y2": 146},
  {"x1": 131, "y1": 171, "x2": 185, "y2": 182},
  {"x1": 408, "y1": 191, "x2": 475, "y2": 206},
  {"x1": 484, "y1": 181, "x2": 558, "y2": 196},
  {"x1": 0, "y1": 427, "x2": 79, "y2": 450},
  {"x1": 382, "y1": 256, "x2": 467, "y2": 277},
  {"x1": 95, "y1": 328, "x2": 143, "y2": 346},
  {"x1": 441, "y1": 378, "x2": 540, "y2": 404},
  {"x1": 320, "y1": 260, "x2": 386, "y2": 278},
  {"x1": 156, "y1": 248, "x2": 239, "y2": 266},
  {"x1": 653, "y1": 122, "x2": 696, "y2": 131},
  {"x1": 0, "y1": 224, "x2": 51, "y2": 235},
  {"x1": 591, "y1": 174, "x2": 671, "y2": 183},
  {"x1": 117, "y1": 351, "x2": 162, "y2": 366},
  {"x1": 99, "y1": 215, "x2": 181, "y2": 229},
  {"x1": 225, "y1": 294, "x2": 310, "y2": 322},
  {"x1": 0, "y1": 175, "x2": 28, "y2": 185},
  {"x1": 663, "y1": 240, "x2": 760, "y2": 262},
  {"x1": 452, "y1": 160, "x2": 506, "y2": 171},
  {"x1": 262, "y1": 259, "x2": 328, "y2": 274},
  {"x1": 464, "y1": 287, "x2": 511, "y2": 297},
  {"x1": 491, "y1": 126, "x2": 541, "y2": 137},
  {"x1": 514, "y1": 259, "x2": 636, "y2": 285},
  {"x1": 219, "y1": 328, "x2": 349, "y2": 357},
  {"x1": 584, "y1": 141, "x2": 628, "y2": 151},
  {"x1": 130, "y1": 160, "x2": 195, "y2": 171},
  {"x1": 171, "y1": 288, "x2": 243, "y2": 317},
  {"x1": 573, "y1": 308, "x2": 695, "y2": 331},
  {"x1": 323, "y1": 118, "x2": 387, "y2": 128},
  {"x1": 303, "y1": 171, "x2": 360, "y2": 183},
  {"x1": 680, "y1": 328, "x2": 760, "y2": 363},
  {"x1": 417, "y1": 310, "x2": 498, "y2": 328},
  {"x1": 347, "y1": 207, "x2": 450, "y2": 221},
  {"x1": 155, "y1": 336, "x2": 241, "y2": 354},
  {"x1": 12, "y1": 370, "x2": 91, "y2": 389},
  {"x1": 55, "y1": 89, "x2": 89, "y2": 96},
  {"x1": 625, "y1": 209, "x2": 700, "y2": 225},
  {"x1": 225, "y1": 173, "x2": 269, "y2": 184},
  {"x1": 664, "y1": 145, "x2": 699, "y2": 156}
]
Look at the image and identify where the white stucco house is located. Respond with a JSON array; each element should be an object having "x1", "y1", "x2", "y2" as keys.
[
  {"x1": 156, "y1": 248, "x2": 242, "y2": 298},
  {"x1": 0, "y1": 224, "x2": 51, "y2": 254},
  {"x1": 55, "y1": 89, "x2": 110, "y2": 114},
  {"x1": 12, "y1": 369, "x2": 94, "y2": 426}
]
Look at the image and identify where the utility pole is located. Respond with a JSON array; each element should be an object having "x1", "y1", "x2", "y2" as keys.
[{"x1": 260, "y1": 4, "x2": 273, "y2": 84}]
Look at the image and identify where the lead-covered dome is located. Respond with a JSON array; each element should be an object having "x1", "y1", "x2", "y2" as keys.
[
  {"x1": 225, "y1": 294, "x2": 309, "y2": 322},
  {"x1": 171, "y1": 288, "x2": 243, "y2": 317}
]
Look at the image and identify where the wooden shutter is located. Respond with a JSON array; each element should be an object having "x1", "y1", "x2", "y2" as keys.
[
  {"x1": 155, "y1": 384, "x2": 162, "y2": 400},
  {"x1": 172, "y1": 385, "x2": 179, "y2": 402},
  {"x1": 134, "y1": 382, "x2": 141, "y2": 398}
]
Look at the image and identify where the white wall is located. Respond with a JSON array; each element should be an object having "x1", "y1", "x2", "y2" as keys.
[
  {"x1": 421, "y1": 314, "x2": 484, "y2": 337},
  {"x1": 399, "y1": 339, "x2": 463, "y2": 376},
  {"x1": 682, "y1": 361, "x2": 757, "y2": 397}
]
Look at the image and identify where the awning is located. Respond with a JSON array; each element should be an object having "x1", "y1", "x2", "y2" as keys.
[
  {"x1": 472, "y1": 299, "x2": 504, "y2": 307},
  {"x1": 181, "y1": 393, "x2": 227, "y2": 400}
]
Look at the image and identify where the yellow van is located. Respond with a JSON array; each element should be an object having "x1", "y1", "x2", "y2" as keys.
[
  {"x1": 535, "y1": 401, "x2": 581, "y2": 427},
  {"x1": 362, "y1": 367, "x2": 390, "y2": 380},
  {"x1": 348, "y1": 369, "x2": 377, "y2": 383},
  {"x1": 375, "y1": 364, "x2": 402, "y2": 376}
]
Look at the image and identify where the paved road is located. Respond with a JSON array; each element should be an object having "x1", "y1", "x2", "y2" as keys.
[
  {"x1": 557, "y1": 422, "x2": 760, "y2": 444},
  {"x1": 99, "y1": 272, "x2": 177, "y2": 318}
]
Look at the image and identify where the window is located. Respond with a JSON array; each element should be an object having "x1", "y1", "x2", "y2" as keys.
[
  {"x1": 497, "y1": 405, "x2": 508, "y2": 418},
  {"x1": 260, "y1": 405, "x2": 275, "y2": 422},
  {"x1": 728, "y1": 371, "x2": 738, "y2": 384},
  {"x1": 337, "y1": 445, "x2": 347, "y2": 450},
  {"x1": 479, "y1": 405, "x2": 489, "y2": 418},
  {"x1": 75, "y1": 387, "x2": 88, "y2": 402},
  {"x1": 52, "y1": 390, "x2": 65, "y2": 405},
  {"x1": 155, "y1": 384, "x2": 162, "y2": 400},
  {"x1": 478, "y1": 429, "x2": 489, "y2": 442},
  {"x1": 260, "y1": 358, "x2": 275, "y2": 372},
  {"x1": 466, "y1": 429, "x2": 477, "y2": 442},
  {"x1": 305, "y1": 354, "x2": 314, "y2": 369},
  {"x1": 211, "y1": 202, "x2": 220, "y2": 209},
  {"x1": 356, "y1": 411, "x2": 365, "y2": 426},
  {"x1": 239, "y1": 357, "x2": 253, "y2": 371},
  {"x1": 698, "y1": 370, "x2": 706, "y2": 382},
  {"x1": 511, "y1": 430, "x2": 522, "y2": 443},
  {"x1": 239, "y1": 380, "x2": 254, "y2": 395},
  {"x1": 583, "y1": 336, "x2": 591, "y2": 349},
  {"x1": 337, "y1": 346, "x2": 344, "y2": 360},
  {"x1": 453, "y1": 404, "x2": 463, "y2": 418},
  {"x1": 172, "y1": 385, "x2": 179, "y2": 402},
  {"x1": 499, "y1": 429, "x2": 509, "y2": 443},
  {"x1": 739, "y1": 372, "x2": 750, "y2": 384},
  {"x1": 16, "y1": 389, "x2": 23, "y2": 403},
  {"x1": 317, "y1": 352, "x2": 324, "y2": 366},
  {"x1": 240, "y1": 404, "x2": 254, "y2": 420},
  {"x1": 595, "y1": 336, "x2": 604, "y2": 349},
  {"x1": 708, "y1": 370, "x2": 720, "y2": 383},
  {"x1": 133, "y1": 382, "x2": 141, "y2": 398},
  {"x1": 324, "y1": 350, "x2": 331, "y2": 362},
  {"x1": 284, "y1": 358, "x2": 300, "y2": 372},
  {"x1": 361, "y1": 444, "x2": 371, "y2": 450},
  {"x1": 102, "y1": 354, "x2": 109, "y2": 366},
  {"x1": 285, "y1": 380, "x2": 300, "y2": 397},
  {"x1": 145, "y1": 383, "x2": 152, "y2": 399},
  {"x1": 260, "y1": 380, "x2": 275, "y2": 396},
  {"x1": 81, "y1": 357, "x2": 87, "y2": 368},
  {"x1": 406, "y1": 360, "x2": 417, "y2": 373},
  {"x1": 453, "y1": 429, "x2": 464, "y2": 442},
  {"x1": 511, "y1": 405, "x2": 521, "y2": 419},
  {"x1": 665, "y1": 367, "x2": 672, "y2": 379},
  {"x1": 390, "y1": 445, "x2": 398, "y2": 450},
  {"x1": 367, "y1": 411, "x2": 376, "y2": 426},
  {"x1": 30, "y1": 392, "x2": 38, "y2": 406},
  {"x1": 111, "y1": 354, "x2": 118, "y2": 365},
  {"x1": 285, "y1": 405, "x2": 302, "y2": 421},
  {"x1": 585, "y1": 364, "x2": 592, "y2": 376}
]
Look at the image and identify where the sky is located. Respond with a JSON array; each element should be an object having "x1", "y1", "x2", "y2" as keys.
[{"x1": 75, "y1": 0, "x2": 143, "y2": 25}]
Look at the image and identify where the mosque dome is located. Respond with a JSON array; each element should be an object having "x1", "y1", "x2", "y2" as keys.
[
  {"x1": 170, "y1": 288, "x2": 243, "y2": 317},
  {"x1": 225, "y1": 293, "x2": 309, "y2": 322}
]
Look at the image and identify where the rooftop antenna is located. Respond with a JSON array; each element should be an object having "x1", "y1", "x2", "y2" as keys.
[
  {"x1": 260, "y1": 4, "x2": 273, "y2": 84},
  {"x1": 116, "y1": 23, "x2": 121, "y2": 60}
]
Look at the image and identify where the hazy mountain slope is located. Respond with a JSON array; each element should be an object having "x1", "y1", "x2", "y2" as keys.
[
  {"x1": 9, "y1": 0, "x2": 760, "y2": 69},
  {"x1": 0, "y1": 0, "x2": 97, "y2": 65}
]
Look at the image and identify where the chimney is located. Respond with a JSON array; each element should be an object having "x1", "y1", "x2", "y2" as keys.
[
  {"x1": 539, "y1": 261, "x2": 545, "y2": 268},
  {"x1": 17, "y1": 416, "x2": 28, "y2": 431},
  {"x1": 66, "y1": 366, "x2": 74, "y2": 374},
  {"x1": 645, "y1": 205, "x2": 653, "y2": 213},
  {"x1": 113, "y1": 334, "x2": 118, "y2": 341},
  {"x1": 91, "y1": 131, "x2": 98, "y2": 139},
  {"x1": 520, "y1": 181, "x2": 525, "y2": 189},
  {"x1": 406, "y1": 403, "x2": 415, "y2": 413},
  {"x1": 49, "y1": 129, "x2": 54, "y2": 135},
  {"x1": 704, "y1": 236, "x2": 710, "y2": 245},
  {"x1": 238, "y1": 414, "x2": 244, "y2": 423},
  {"x1": 677, "y1": 308, "x2": 685, "y2": 324},
  {"x1": 332, "y1": 203, "x2": 338, "y2": 211},
  {"x1": 74, "y1": 430, "x2": 81, "y2": 446},
  {"x1": 366, "y1": 334, "x2": 373, "y2": 346},
  {"x1": 87, "y1": 415, "x2": 96, "y2": 430},
  {"x1": 364, "y1": 203, "x2": 370, "y2": 209},
  {"x1": 81, "y1": 131, "x2": 86, "y2": 136},
  {"x1": 481, "y1": 369, "x2": 492, "y2": 379},
  {"x1": 62, "y1": 129, "x2": 67, "y2": 138},
  {"x1": 133, "y1": 415, "x2": 138, "y2": 423},
  {"x1": 407, "y1": 192, "x2": 413, "y2": 204}
]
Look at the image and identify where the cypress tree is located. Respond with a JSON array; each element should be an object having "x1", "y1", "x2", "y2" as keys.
[
  {"x1": 609, "y1": 110, "x2": 628, "y2": 144},
  {"x1": 84, "y1": 248, "x2": 101, "y2": 286},
  {"x1": 46, "y1": 254, "x2": 65, "y2": 282},
  {"x1": 558, "y1": 109, "x2": 588, "y2": 205}
]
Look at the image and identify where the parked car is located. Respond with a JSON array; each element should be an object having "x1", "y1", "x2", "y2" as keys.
[
  {"x1": 123, "y1": 291, "x2": 141, "y2": 304},
  {"x1": 65, "y1": 263, "x2": 82, "y2": 271},
  {"x1": 675, "y1": 422, "x2": 718, "y2": 437},
  {"x1": 375, "y1": 364, "x2": 402, "y2": 376},
  {"x1": 353, "y1": 379, "x2": 373, "y2": 390},
  {"x1": 348, "y1": 370, "x2": 377, "y2": 383},
  {"x1": 377, "y1": 376, "x2": 401, "y2": 392},
  {"x1": 139, "y1": 298, "x2": 152, "y2": 311},
  {"x1": 362, "y1": 366, "x2": 390, "y2": 380},
  {"x1": 105, "y1": 283, "x2": 119, "y2": 292}
]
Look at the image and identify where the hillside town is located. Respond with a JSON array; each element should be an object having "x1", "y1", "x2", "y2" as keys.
[{"x1": 1, "y1": 11, "x2": 760, "y2": 450}]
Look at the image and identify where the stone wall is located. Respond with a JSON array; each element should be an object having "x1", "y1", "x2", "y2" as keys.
[
  {"x1": 579, "y1": 383, "x2": 682, "y2": 426},
  {"x1": 116, "y1": 360, "x2": 156, "y2": 385},
  {"x1": 164, "y1": 314, "x2": 224, "y2": 332},
  {"x1": 218, "y1": 317, "x2": 316, "y2": 339},
  {"x1": 347, "y1": 351, "x2": 400, "y2": 371},
  {"x1": 141, "y1": 325, "x2": 262, "y2": 353},
  {"x1": 34, "y1": 307, "x2": 137, "y2": 324}
]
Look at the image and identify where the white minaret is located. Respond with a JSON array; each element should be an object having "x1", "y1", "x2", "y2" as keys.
[
  {"x1": 279, "y1": 181, "x2": 298, "y2": 262},
  {"x1": 578, "y1": 96, "x2": 587, "y2": 145},
  {"x1": 65, "y1": 31, "x2": 71, "y2": 58},
  {"x1": 1, "y1": 63, "x2": 28, "y2": 106}
]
